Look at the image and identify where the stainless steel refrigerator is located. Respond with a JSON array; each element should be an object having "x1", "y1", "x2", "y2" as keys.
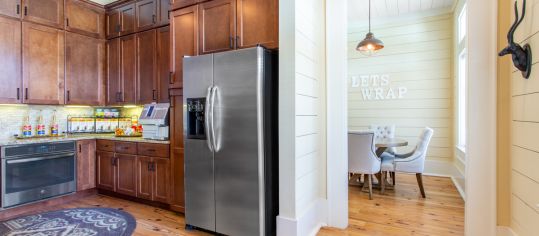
[{"x1": 183, "y1": 46, "x2": 278, "y2": 236}]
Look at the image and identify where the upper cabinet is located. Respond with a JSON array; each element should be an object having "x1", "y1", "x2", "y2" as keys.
[
  {"x1": 236, "y1": 0, "x2": 277, "y2": 49},
  {"x1": 135, "y1": 0, "x2": 157, "y2": 31},
  {"x1": 170, "y1": 5, "x2": 198, "y2": 89},
  {"x1": 22, "y1": 0, "x2": 64, "y2": 29},
  {"x1": 0, "y1": 16, "x2": 21, "y2": 104},
  {"x1": 136, "y1": 29, "x2": 157, "y2": 104},
  {"x1": 106, "y1": 38, "x2": 121, "y2": 105},
  {"x1": 171, "y1": 0, "x2": 196, "y2": 11},
  {"x1": 106, "y1": 9, "x2": 120, "y2": 39},
  {"x1": 119, "y1": 34, "x2": 137, "y2": 104},
  {"x1": 65, "y1": 0, "x2": 106, "y2": 39},
  {"x1": 0, "y1": 0, "x2": 22, "y2": 19},
  {"x1": 22, "y1": 22, "x2": 65, "y2": 105},
  {"x1": 65, "y1": 32, "x2": 105, "y2": 106},
  {"x1": 118, "y1": 3, "x2": 136, "y2": 36},
  {"x1": 157, "y1": 26, "x2": 170, "y2": 102},
  {"x1": 158, "y1": 0, "x2": 170, "y2": 26},
  {"x1": 198, "y1": 0, "x2": 235, "y2": 54}
]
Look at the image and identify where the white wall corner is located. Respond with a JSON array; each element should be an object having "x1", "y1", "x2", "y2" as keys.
[
  {"x1": 497, "y1": 226, "x2": 518, "y2": 236},
  {"x1": 277, "y1": 198, "x2": 328, "y2": 236}
]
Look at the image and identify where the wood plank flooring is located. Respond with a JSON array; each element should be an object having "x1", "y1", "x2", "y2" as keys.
[{"x1": 318, "y1": 173, "x2": 465, "y2": 236}]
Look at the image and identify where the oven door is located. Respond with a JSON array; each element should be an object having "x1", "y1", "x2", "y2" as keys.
[{"x1": 2, "y1": 152, "x2": 76, "y2": 208}]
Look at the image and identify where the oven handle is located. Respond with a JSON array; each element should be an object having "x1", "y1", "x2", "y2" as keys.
[{"x1": 6, "y1": 153, "x2": 74, "y2": 164}]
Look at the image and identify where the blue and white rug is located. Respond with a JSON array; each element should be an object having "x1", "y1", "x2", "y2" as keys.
[{"x1": 0, "y1": 208, "x2": 136, "y2": 236}]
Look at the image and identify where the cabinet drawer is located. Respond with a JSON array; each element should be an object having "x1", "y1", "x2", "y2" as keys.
[
  {"x1": 115, "y1": 141, "x2": 137, "y2": 154},
  {"x1": 96, "y1": 139, "x2": 115, "y2": 152},
  {"x1": 137, "y1": 143, "x2": 169, "y2": 158}
]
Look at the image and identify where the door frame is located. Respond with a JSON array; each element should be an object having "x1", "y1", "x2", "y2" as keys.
[{"x1": 325, "y1": 0, "x2": 498, "y2": 235}]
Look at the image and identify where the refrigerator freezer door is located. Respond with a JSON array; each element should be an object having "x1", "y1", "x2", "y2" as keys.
[
  {"x1": 213, "y1": 48, "x2": 265, "y2": 236},
  {"x1": 183, "y1": 54, "x2": 216, "y2": 232}
]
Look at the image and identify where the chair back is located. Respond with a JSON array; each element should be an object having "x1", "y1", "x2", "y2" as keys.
[
  {"x1": 369, "y1": 124, "x2": 396, "y2": 139},
  {"x1": 398, "y1": 127, "x2": 434, "y2": 173},
  {"x1": 348, "y1": 131, "x2": 380, "y2": 174}
]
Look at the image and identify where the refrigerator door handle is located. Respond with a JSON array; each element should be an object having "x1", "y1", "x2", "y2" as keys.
[
  {"x1": 205, "y1": 86, "x2": 214, "y2": 152},
  {"x1": 210, "y1": 86, "x2": 218, "y2": 151}
]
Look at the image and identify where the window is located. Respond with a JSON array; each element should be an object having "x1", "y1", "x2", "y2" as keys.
[{"x1": 457, "y1": 5, "x2": 467, "y2": 151}]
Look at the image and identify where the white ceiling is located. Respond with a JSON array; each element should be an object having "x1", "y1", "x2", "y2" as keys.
[
  {"x1": 348, "y1": 0, "x2": 456, "y2": 23},
  {"x1": 88, "y1": 0, "x2": 117, "y2": 5}
]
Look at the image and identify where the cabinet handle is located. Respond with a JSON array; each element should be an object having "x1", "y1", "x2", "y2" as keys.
[
  {"x1": 16, "y1": 88, "x2": 20, "y2": 100},
  {"x1": 151, "y1": 162, "x2": 155, "y2": 171},
  {"x1": 148, "y1": 162, "x2": 152, "y2": 171},
  {"x1": 111, "y1": 157, "x2": 115, "y2": 166},
  {"x1": 66, "y1": 18, "x2": 69, "y2": 27},
  {"x1": 24, "y1": 6, "x2": 27, "y2": 16},
  {"x1": 16, "y1": 4, "x2": 19, "y2": 15},
  {"x1": 236, "y1": 36, "x2": 240, "y2": 49},
  {"x1": 66, "y1": 90, "x2": 70, "y2": 102},
  {"x1": 147, "y1": 149, "x2": 156, "y2": 152},
  {"x1": 152, "y1": 14, "x2": 156, "y2": 23},
  {"x1": 25, "y1": 88, "x2": 28, "y2": 100},
  {"x1": 152, "y1": 90, "x2": 157, "y2": 100},
  {"x1": 169, "y1": 72, "x2": 173, "y2": 84},
  {"x1": 78, "y1": 144, "x2": 82, "y2": 153},
  {"x1": 116, "y1": 24, "x2": 120, "y2": 33},
  {"x1": 229, "y1": 36, "x2": 234, "y2": 49}
]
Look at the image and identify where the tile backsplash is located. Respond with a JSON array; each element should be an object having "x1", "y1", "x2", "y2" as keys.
[{"x1": 0, "y1": 105, "x2": 143, "y2": 141}]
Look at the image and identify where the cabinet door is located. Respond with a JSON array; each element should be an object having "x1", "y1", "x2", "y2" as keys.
[
  {"x1": 157, "y1": 0, "x2": 169, "y2": 26},
  {"x1": 137, "y1": 155, "x2": 153, "y2": 200},
  {"x1": 65, "y1": 0, "x2": 105, "y2": 39},
  {"x1": 116, "y1": 153, "x2": 137, "y2": 197},
  {"x1": 77, "y1": 140, "x2": 96, "y2": 191},
  {"x1": 136, "y1": 29, "x2": 157, "y2": 104},
  {"x1": 170, "y1": 5, "x2": 198, "y2": 89},
  {"x1": 157, "y1": 26, "x2": 170, "y2": 103},
  {"x1": 171, "y1": 0, "x2": 195, "y2": 11},
  {"x1": 119, "y1": 3, "x2": 135, "y2": 36},
  {"x1": 120, "y1": 35, "x2": 137, "y2": 104},
  {"x1": 0, "y1": 0, "x2": 21, "y2": 18},
  {"x1": 96, "y1": 151, "x2": 116, "y2": 191},
  {"x1": 153, "y1": 157, "x2": 170, "y2": 204},
  {"x1": 106, "y1": 9, "x2": 119, "y2": 39},
  {"x1": 66, "y1": 32, "x2": 105, "y2": 106},
  {"x1": 136, "y1": 0, "x2": 157, "y2": 31},
  {"x1": 236, "y1": 0, "x2": 277, "y2": 49},
  {"x1": 22, "y1": 0, "x2": 64, "y2": 29},
  {"x1": 199, "y1": 0, "x2": 235, "y2": 54},
  {"x1": 169, "y1": 94, "x2": 184, "y2": 212},
  {"x1": 0, "y1": 16, "x2": 21, "y2": 104},
  {"x1": 106, "y1": 38, "x2": 121, "y2": 105},
  {"x1": 22, "y1": 22, "x2": 64, "y2": 105}
]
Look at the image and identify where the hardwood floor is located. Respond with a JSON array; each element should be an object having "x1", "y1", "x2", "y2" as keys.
[{"x1": 318, "y1": 173, "x2": 465, "y2": 236}]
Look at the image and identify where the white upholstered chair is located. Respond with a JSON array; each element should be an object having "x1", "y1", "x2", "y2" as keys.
[
  {"x1": 369, "y1": 124, "x2": 396, "y2": 154},
  {"x1": 382, "y1": 127, "x2": 434, "y2": 198},
  {"x1": 348, "y1": 131, "x2": 380, "y2": 200}
]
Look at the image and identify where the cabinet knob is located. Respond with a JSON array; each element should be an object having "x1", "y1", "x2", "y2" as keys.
[
  {"x1": 24, "y1": 6, "x2": 27, "y2": 16},
  {"x1": 16, "y1": 4, "x2": 19, "y2": 15}
]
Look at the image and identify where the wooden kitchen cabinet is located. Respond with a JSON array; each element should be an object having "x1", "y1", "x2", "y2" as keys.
[
  {"x1": 0, "y1": 0, "x2": 21, "y2": 19},
  {"x1": 22, "y1": 0, "x2": 64, "y2": 29},
  {"x1": 22, "y1": 22, "x2": 64, "y2": 105},
  {"x1": 120, "y1": 34, "x2": 137, "y2": 104},
  {"x1": 236, "y1": 0, "x2": 278, "y2": 49},
  {"x1": 137, "y1": 155, "x2": 170, "y2": 203},
  {"x1": 157, "y1": 26, "x2": 170, "y2": 102},
  {"x1": 135, "y1": 0, "x2": 157, "y2": 31},
  {"x1": 136, "y1": 29, "x2": 157, "y2": 104},
  {"x1": 115, "y1": 153, "x2": 138, "y2": 197},
  {"x1": 158, "y1": 0, "x2": 170, "y2": 25},
  {"x1": 198, "y1": 0, "x2": 235, "y2": 54},
  {"x1": 97, "y1": 150, "x2": 116, "y2": 192},
  {"x1": 106, "y1": 9, "x2": 119, "y2": 39},
  {"x1": 169, "y1": 93, "x2": 185, "y2": 212},
  {"x1": 0, "y1": 16, "x2": 21, "y2": 104},
  {"x1": 65, "y1": 32, "x2": 105, "y2": 106},
  {"x1": 65, "y1": 0, "x2": 106, "y2": 39},
  {"x1": 106, "y1": 38, "x2": 121, "y2": 105},
  {"x1": 171, "y1": 0, "x2": 196, "y2": 11},
  {"x1": 77, "y1": 140, "x2": 96, "y2": 191},
  {"x1": 170, "y1": 5, "x2": 198, "y2": 89},
  {"x1": 118, "y1": 3, "x2": 135, "y2": 36}
]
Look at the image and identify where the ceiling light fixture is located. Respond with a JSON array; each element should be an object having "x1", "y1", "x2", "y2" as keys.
[{"x1": 356, "y1": 0, "x2": 384, "y2": 56}]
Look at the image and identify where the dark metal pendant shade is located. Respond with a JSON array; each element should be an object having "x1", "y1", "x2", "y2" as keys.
[{"x1": 356, "y1": 32, "x2": 384, "y2": 52}]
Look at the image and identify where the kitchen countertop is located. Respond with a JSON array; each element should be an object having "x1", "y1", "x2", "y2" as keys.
[{"x1": 0, "y1": 134, "x2": 170, "y2": 146}]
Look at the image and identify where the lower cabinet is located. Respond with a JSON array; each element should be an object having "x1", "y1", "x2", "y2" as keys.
[
  {"x1": 115, "y1": 153, "x2": 138, "y2": 197},
  {"x1": 96, "y1": 150, "x2": 116, "y2": 191},
  {"x1": 137, "y1": 156, "x2": 170, "y2": 203},
  {"x1": 76, "y1": 140, "x2": 96, "y2": 191}
]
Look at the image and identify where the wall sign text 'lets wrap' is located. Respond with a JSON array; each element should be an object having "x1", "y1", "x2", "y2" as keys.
[{"x1": 350, "y1": 74, "x2": 407, "y2": 100}]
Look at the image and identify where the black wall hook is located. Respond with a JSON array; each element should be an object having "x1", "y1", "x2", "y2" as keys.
[{"x1": 499, "y1": 0, "x2": 532, "y2": 79}]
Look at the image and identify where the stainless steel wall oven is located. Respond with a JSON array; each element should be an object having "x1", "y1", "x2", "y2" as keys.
[{"x1": 1, "y1": 141, "x2": 76, "y2": 208}]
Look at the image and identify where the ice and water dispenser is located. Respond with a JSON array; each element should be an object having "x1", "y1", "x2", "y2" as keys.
[{"x1": 186, "y1": 98, "x2": 207, "y2": 140}]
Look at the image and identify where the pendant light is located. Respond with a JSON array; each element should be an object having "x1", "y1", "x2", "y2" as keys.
[{"x1": 356, "y1": 0, "x2": 384, "y2": 55}]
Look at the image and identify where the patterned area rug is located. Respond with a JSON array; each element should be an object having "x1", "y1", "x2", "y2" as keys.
[{"x1": 0, "y1": 208, "x2": 136, "y2": 236}]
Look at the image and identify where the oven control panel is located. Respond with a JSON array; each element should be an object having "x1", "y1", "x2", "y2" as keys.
[{"x1": 2, "y1": 141, "x2": 75, "y2": 158}]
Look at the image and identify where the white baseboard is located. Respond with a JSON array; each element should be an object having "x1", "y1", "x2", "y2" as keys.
[
  {"x1": 277, "y1": 198, "x2": 328, "y2": 236},
  {"x1": 424, "y1": 159, "x2": 462, "y2": 177},
  {"x1": 451, "y1": 176, "x2": 466, "y2": 200},
  {"x1": 497, "y1": 226, "x2": 517, "y2": 236}
]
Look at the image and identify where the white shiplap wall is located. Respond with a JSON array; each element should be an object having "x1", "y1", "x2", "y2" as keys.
[
  {"x1": 510, "y1": 0, "x2": 539, "y2": 234},
  {"x1": 347, "y1": 14, "x2": 454, "y2": 162}
]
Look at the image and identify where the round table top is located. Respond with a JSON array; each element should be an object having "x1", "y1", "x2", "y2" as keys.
[{"x1": 375, "y1": 138, "x2": 408, "y2": 148}]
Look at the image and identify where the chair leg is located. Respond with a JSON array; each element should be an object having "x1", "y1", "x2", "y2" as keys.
[
  {"x1": 391, "y1": 172, "x2": 396, "y2": 185},
  {"x1": 416, "y1": 173, "x2": 426, "y2": 198},
  {"x1": 381, "y1": 171, "x2": 386, "y2": 194},
  {"x1": 368, "y1": 174, "x2": 373, "y2": 200}
]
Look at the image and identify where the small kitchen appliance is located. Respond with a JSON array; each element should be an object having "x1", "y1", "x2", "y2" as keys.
[{"x1": 139, "y1": 103, "x2": 170, "y2": 140}]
